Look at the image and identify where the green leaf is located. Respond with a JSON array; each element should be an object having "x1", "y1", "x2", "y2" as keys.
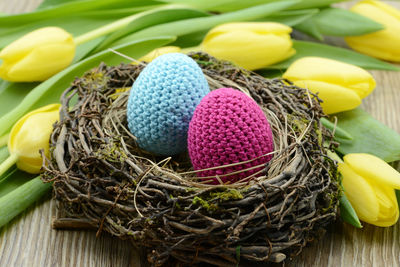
[
  {"x1": 0, "y1": 146, "x2": 9, "y2": 164},
  {"x1": 289, "y1": 0, "x2": 346, "y2": 10},
  {"x1": 294, "y1": 15, "x2": 324, "y2": 40},
  {"x1": 158, "y1": 0, "x2": 246, "y2": 11},
  {"x1": 320, "y1": 117, "x2": 353, "y2": 140},
  {"x1": 93, "y1": 6, "x2": 210, "y2": 53},
  {"x1": 159, "y1": 0, "x2": 345, "y2": 12},
  {"x1": 0, "y1": 36, "x2": 175, "y2": 136},
  {"x1": 314, "y1": 7, "x2": 384, "y2": 36},
  {"x1": 36, "y1": 0, "x2": 82, "y2": 10},
  {"x1": 0, "y1": 0, "x2": 162, "y2": 26},
  {"x1": 74, "y1": 36, "x2": 108, "y2": 63},
  {"x1": 340, "y1": 194, "x2": 362, "y2": 228},
  {"x1": 172, "y1": 30, "x2": 209, "y2": 48},
  {"x1": 296, "y1": 7, "x2": 384, "y2": 38},
  {"x1": 334, "y1": 108, "x2": 400, "y2": 162},
  {"x1": 261, "y1": 9, "x2": 319, "y2": 26},
  {"x1": 107, "y1": 1, "x2": 299, "y2": 47},
  {"x1": 0, "y1": 81, "x2": 39, "y2": 118},
  {"x1": 36, "y1": 0, "x2": 164, "y2": 10},
  {"x1": 256, "y1": 69, "x2": 285, "y2": 79},
  {"x1": 267, "y1": 41, "x2": 400, "y2": 71}
]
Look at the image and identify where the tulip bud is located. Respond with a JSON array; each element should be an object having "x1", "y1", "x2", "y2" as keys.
[
  {"x1": 0, "y1": 27, "x2": 75, "y2": 82},
  {"x1": 339, "y1": 153, "x2": 400, "y2": 227},
  {"x1": 282, "y1": 57, "x2": 376, "y2": 114},
  {"x1": 200, "y1": 22, "x2": 295, "y2": 70},
  {"x1": 8, "y1": 104, "x2": 60, "y2": 173},
  {"x1": 137, "y1": 46, "x2": 181, "y2": 63},
  {"x1": 345, "y1": 0, "x2": 400, "y2": 62}
]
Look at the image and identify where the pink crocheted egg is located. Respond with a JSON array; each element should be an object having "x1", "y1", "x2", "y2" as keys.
[{"x1": 188, "y1": 87, "x2": 274, "y2": 184}]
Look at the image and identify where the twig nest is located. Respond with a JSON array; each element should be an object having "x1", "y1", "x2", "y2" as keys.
[
  {"x1": 188, "y1": 87, "x2": 274, "y2": 184},
  {"x1": 42, "y1": 53, "x2": 340, "y2": 267},
  {"x1": 127, "y1": 53, "x2": 209, "y2": 156}
]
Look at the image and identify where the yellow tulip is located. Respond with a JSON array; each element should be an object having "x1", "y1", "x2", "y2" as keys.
[
  {"x1": 200, "y1": 22, "x2": 295, "y2": 70},
  {"x1": 0, "y1": 27, "x2": 75, "y2": 82},
  {"x1": 137, "y1": 46, "x2": 181, "y2": 63},
  {"x1": 0, "y1": 104, "x2": 60, "y2": 174},
  {"x1": 345, "y1": 0, "x2": 400, "y2": 62},
  {"x1": 339, "y1": 153, "x2": 400, "y2": 227},
  {"x1": 282, "y1": 57, "x2": 376, "y2": 114}
]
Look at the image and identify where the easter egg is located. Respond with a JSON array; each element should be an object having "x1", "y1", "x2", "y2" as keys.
[
  {"x1": 127, "y1": 53, "x2": 209, "y2": 156},
  {"x1": 188, "y1": 88, "x2": 274, "y2": 184}
]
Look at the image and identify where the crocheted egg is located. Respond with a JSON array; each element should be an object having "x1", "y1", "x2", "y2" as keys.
[
  {"x1": 188, "y1": 88, "x2": 274, "y2": 184},
  {"x1": 127, "y1": 53, "x2": 209, "y2": 156}
]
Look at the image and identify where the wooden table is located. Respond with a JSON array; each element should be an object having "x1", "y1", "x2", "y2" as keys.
[{"x1": 1, "y1": 1, "x2": 400, "y2": 266}]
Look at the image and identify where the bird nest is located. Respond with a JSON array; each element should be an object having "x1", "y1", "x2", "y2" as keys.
[{"x1": 41, "y1": 52, "x2": 340, "y2": 266}]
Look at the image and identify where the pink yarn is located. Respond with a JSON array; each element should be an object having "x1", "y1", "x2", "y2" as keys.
[{"x1": 187, "y1": 88, "x2": 274, "y2": 184}]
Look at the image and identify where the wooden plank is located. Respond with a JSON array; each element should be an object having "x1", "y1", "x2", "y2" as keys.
[{"x1": 0, "y1": 1, "x2": 400, "y2": 266}]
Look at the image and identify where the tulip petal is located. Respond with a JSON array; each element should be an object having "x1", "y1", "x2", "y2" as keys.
[
  {"x1": 339, "y1": 162, "x2": 379, "y2": 223},
  {"x1": 345, "y1": 1, "x2": 400, "y2": 62},
  {"x1": 0, "y1": 61, "x2": 13, "y2": 81},
  {"x1": 0, "y1": 27, "x2": 73, "y2": 61},
  {"x1": 344, "y1": 153, "x2": 400, "y2": 189},
  {"x1": 282, "y1": 57, "x2": 376, "y2": 99},
  {"x1": 202, "y1": 22, "x2": 292, "y2": 40},
  {"x1": 0, "y1": 27, "x2": 75, "y2": 82},
  {"x1": 6, "y1": 43, "x2": 75, "y2": 82},
  {"x1": 9, "y1": 104, "x2": 60, "y2": 174},
  {"x1": 202, "y1": 29, "x2": 294, "y2": 70},
  {"x1": 201, "y1": 22, "x2": 295, "y2": 70},
  {"x1": 370, "y1": 181, "x2": 399, "y2": 227},
  {"x1": 290, "y1": 80, "x2": 361, "y2": 114}
]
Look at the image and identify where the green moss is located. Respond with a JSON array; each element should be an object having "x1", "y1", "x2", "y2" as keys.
[
  {"x1": 287, "y1": 114, "x2": 309, "y2": 133},
  {"x1": 193, "y1": 196, "x2": 218, "y2": 212},
  {"x1": 185, "y1": 187, "x2": 197, "y2": 192},
  {"x1": 191, "y1": 189, "x2": 243, "y2": 212},
  {"x1": 81, "y1": 71, "x2": 110, "y2": 92},
  {"x1": 195, "y1": 60, "x2": 213, "y2": 66},
  {"x1": 95, "y1": 142, "x2": 127, "y2": 163},
  {"x1": 315, "y1": 122, "x2": 323, "y2": 147},
  {"x1": 210, "y1": 189, "x2": 243, "y2": 201}
]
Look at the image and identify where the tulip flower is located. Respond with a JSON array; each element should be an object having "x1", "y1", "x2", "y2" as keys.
[
  {"x1": 0, "y1": 104, "x2": 60, "y2": 176},
  {"x1": 345, "y1": 0, "x2": 400, "y2": 62},
  {"x1": 0, "y1": 27, "x2": 75, "y2": 82},
  {"x1": 282, "y1": 57, "x2": 376, "y2": 114},
  {"x1": 200, "y1": 22, "x2": 295, "y2": 70},
  {"x1": 137, "y1": 46, "x2": 181, "y2": 63},
  {"x1": 338, "y1": 153, "x2": 400, "y2": 227}
]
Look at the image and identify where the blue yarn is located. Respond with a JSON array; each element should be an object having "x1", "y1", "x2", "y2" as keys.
[{"x1": 127, "y1": 53, "x2": 209, "y2": 156}]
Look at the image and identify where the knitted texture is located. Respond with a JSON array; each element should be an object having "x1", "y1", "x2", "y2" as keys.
[
  {"x1": 127, "y1": 53, "x2": 209, "y2": 156},
  {"x1": 188, "y1": 88, "x2": 274, "y2": 184}
]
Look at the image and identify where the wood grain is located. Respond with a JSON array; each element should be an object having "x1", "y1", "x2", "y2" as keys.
[{"x1": 0, "y1": 1, "x2": 400, "y2": 266}]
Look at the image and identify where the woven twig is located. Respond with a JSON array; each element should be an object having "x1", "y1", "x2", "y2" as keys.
[{"x1": 42, "y1": 53, "x2": 340, "y2": 266}]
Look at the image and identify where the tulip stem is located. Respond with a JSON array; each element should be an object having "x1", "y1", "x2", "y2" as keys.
[
  {"x1": 0, "y1": 154, "x2": 18, "y2": 177},
  {"x1": 0, "y1": 176, "x2": 51, "y2": 228},
  {"x1": 74, "y1": 4, "x2": 177, "y2": 46},
  {"x1": 0, "y1": 133, "x2": 9, "y2": 147}
]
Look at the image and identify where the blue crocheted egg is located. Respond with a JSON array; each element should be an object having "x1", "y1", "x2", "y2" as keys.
[{"x1": 127, "y1": 53, "x2": 209, "y2": 156}]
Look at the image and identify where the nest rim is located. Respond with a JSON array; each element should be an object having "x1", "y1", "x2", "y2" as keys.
[{"x1": 42, "y1": 52, "x2": 340, "y2": 267}]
